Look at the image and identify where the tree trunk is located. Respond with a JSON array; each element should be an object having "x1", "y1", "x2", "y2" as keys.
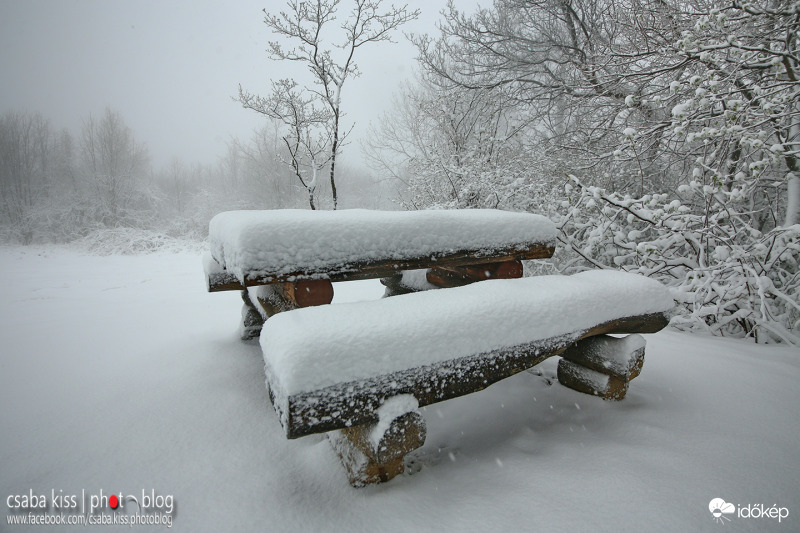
[
  {"x1": 329, "y1": 110, "x2": 340, "y2": 210},
  {"x1": 785, "y1": 174, "x2": 800, "y2": 227},
  {"x1": 308, "y1": 188, "x2": 316, "y2": 210}
]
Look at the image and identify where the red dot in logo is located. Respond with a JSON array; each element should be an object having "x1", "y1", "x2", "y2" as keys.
[{"x1": 109, "y1": 495, "x2": 119, "y2": 509}]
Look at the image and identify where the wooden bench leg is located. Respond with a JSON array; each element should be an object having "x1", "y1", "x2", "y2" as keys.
[
  {"x1": 240, "y1": 290, "x2": 265, "y2": 340},
  {"x1": 557, "y1": 334, "x2": 646, "y2": 400},
  {"x1": 427, "y1": 260, "x2": 523, "y2": 288},
  {"x1": 327, "y1": 400, "x2": 426, "y2": 487}
]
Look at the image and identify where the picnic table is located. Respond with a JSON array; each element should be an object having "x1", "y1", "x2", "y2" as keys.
[{"x1": 204, "y1": 209, "x2": 672, "y2": 486}]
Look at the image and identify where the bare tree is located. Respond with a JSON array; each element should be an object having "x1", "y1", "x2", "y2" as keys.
[
  {"x1": 161, "y1": 157, "x2": 192, "y2": 216},
  {"x1": 239, "y1": 79, "x2": 333, "y2": 209},
  {"x1": 0, "y1": 111, "x2": 52, "y2": 241},
  {"x1": 80, "y1": 108, "x2": 149, "y2": 225},
  {"x1": 240, "y1": 0, "x2": 419, "y2": 209},
  {"x1": 413, "y1": 0, "x2": 693, "y2": 192},
  {"x1": 363, "y1": 74, "x2": 552, "y2": 211}
]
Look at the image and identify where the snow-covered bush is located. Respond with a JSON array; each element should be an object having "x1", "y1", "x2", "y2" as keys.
[
  {"x1": 560, "y1": 176, "x2": 799, "y2": 344},
  {"x1": 557, "y1": 0, "x2": 800, "y2": 344},
  {"x1": 73, "y1": 227, "x2": 204, "y2": 255}
]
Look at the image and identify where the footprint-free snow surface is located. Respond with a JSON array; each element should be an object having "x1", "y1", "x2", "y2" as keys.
[{"x1": 1, "y1": 247, "x2": 798, "y2": 532}]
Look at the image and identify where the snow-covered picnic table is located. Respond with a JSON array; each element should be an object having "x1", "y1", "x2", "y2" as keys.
[{"x1": 203, "y1": 208, "x2": 674, "y2": 487}]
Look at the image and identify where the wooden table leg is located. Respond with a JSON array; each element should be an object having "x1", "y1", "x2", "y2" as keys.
[{"x1": 240, "y1": 289, "x2": 265, "y2": 340}]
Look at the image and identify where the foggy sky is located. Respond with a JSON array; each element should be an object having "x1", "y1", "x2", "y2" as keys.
[{"x1": 0, "y1": 0, "x2": 459, "y2": 169}]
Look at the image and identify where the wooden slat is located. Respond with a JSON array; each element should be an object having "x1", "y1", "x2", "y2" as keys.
[
  {"x1": 273, "y1": 312, "x2": 669, "y2": 439},
  {"x1": 207, "y1": 242, "x2": 555, "y2": 292}
]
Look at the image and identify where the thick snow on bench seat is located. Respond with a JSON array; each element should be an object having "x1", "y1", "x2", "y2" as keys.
[
  {"x1": 261, "y1": 271, "x2": 673, "y2": 435},
  {"x1": 209, "y1": 209, "x2": 557, "y2": 282}
]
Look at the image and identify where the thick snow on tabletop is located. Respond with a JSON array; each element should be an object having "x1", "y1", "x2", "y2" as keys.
[
  {"x1": 208, "y1": 209, "x2": 557, "y2": 281},
  {"x1": 261, "y1": 270, "x2": 673, "y2": 399}
]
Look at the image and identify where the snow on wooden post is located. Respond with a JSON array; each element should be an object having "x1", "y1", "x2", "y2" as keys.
[
  {"x1": 252, "y1": 285, "x2": 297, "y2": 319},
  {"x1": 327, "y1": 396, "x2": 426, "y2": 487},
  {"x1": 380, "y1": 273, "x2": 418, "y2": 297}
]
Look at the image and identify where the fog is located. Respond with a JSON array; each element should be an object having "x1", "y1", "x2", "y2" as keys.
[{"x1": 0, "y1": 0, "x2": 452, "y2": 168}]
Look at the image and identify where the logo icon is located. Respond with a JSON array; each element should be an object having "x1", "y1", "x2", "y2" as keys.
[{"x1": 709, "y1": 498, "x2": 736, "y2": 524}]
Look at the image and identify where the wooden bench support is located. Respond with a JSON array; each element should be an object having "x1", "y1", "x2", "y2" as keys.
[
  {"x1": 240, "y1": 290, "x2": 265, "y2": 340},
  {"x1": 206, "y1": 244, "x2": 554, "y2": 292},
  {"x1": 562, "y1": 334, "x2": 646, "y2": 380},
  {"x1": 240, "y1": 280, "x2": 334, "y2": 339},
  {"x1": 280, "y1": 279, "x2": 334, "y2": 308},
  {"x1": 558, "y1": 359, "x2": 630, "y2": 400},
  {"x1": 557, "y1": 334, "x2": 646, "y2": 400},
  {"x1": 381, "y1": 260, "x2": 525, "y2": 295},
  {"x1": 327, "y1": 399, "x2": 426, "y2": 487},
  {"x1": 252, "y1": 284, "x2": 297, "y2": 318},
  {"x1": 427, "y1": 260, "x2": 524, "y2": 288}
]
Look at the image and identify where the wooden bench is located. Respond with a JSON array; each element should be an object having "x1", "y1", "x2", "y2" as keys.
[{"x1": 204, "y1": 209, "x2": 673, "y2": 487}]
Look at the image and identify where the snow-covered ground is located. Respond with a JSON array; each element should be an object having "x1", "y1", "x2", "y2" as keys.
[{"x1": 1, "y1": 246, "x2": 798, "y2": 532}]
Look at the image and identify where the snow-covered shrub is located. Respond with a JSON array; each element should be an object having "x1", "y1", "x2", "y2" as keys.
[
  {"x1": 560, "y1": 176, "x2": 799, "y2": 344},
  {"x1": 556, "y1": 0, "x2": 800, "y2": 345}
]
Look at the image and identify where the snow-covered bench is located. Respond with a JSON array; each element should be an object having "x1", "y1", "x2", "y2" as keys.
[
  {"x1": 261, "y1": 271, "x2": 673, "y2": 486},
  {"x1": 204, "y1": 209, "x2": 558, "y2": 338}
]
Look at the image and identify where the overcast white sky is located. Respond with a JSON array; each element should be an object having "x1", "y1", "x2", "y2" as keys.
[{"x1": 0, "y1": 0, "x2": 475, "y2": 169}]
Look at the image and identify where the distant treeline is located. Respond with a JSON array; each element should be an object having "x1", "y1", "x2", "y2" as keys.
[{"x1": 0, "y1": 107, "x2": 391, "y2": 246}]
